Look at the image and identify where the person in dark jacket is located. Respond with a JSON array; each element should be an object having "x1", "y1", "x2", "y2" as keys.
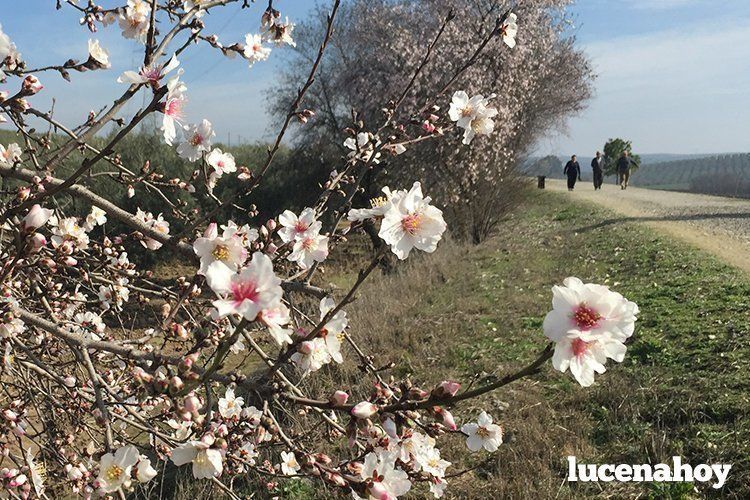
[
  {"x1": 591, "y1": 151, "x2": 604, "y2": 190},
  {"x1": 617, "y1": 151, "x2": 637, "y2": 190},
  {"x1": 563, "y1": 155, "x2": 581, "y2": 191}
]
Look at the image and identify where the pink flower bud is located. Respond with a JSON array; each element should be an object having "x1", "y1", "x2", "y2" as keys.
[
  {"x1": 22, "y1": 75, "x2": 43, "y2": 94},
  {"x1": 63, "y1": 256, "x2": 77, "y2": 267},
  {"x1": 439, "y1": 408, "x2": 457, "y2": 430},
  {"x1": 265, "y1": 219, "x2": 277, "y2": 231},
  {"x1": 28, "y1": 233, "x2": 46, "y2": 252},
  {"x1": 22, "y1": 204, "x2": 52, "y2": 231},
  {"x1": 330, "y1": 390, "x2": 349, "y2": 406},
  {"x1": 184, "y1": 395, "x2": 201, "y2": 413},
  {"x1": 433, "y1": 380, "x2": 461, "y2": 398},
  {"x1": 265, "y1": 242, "x2": 278, "y2": 255},
  {"x1": 351, "y1": 402, "x2": 378, "y2": 419},
  {"x1": 204, "y1": 222, "x2": 218, "y2": 239},
  {"x1": 422, "y1": 120, "x2": 436, "y2": 133}
]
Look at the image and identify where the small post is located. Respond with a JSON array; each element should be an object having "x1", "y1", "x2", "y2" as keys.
[{"x1": 537, "y1": 175, "x2": 546, "y2": 189}]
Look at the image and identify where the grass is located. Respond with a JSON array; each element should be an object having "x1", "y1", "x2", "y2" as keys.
[
  {"x1": 306, "y1": 190, "x2": 749, "y2": 499},
  {"x1": 175, "y1": 189, "x2": 750, "y2": 498}
]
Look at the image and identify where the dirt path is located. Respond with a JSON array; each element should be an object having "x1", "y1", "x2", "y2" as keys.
[{"x1": 546, "y1": 178, "x2": 750, "y2": 273}]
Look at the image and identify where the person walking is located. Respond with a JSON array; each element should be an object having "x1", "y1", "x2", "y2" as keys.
[
  {"x1": 591, "y1": 151, "x2": 604, "y2": 190},
  {"x1": 617, "y1": 151, "x2": 637, "y2": 190},
  {"x1": 563, "y1": 155, "x2": 581, "y2": 191}
]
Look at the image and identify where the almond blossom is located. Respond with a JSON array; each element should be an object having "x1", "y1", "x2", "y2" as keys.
[
  {"x1": 87, "y1": 39, "x2": 110, "y2": 69},
  {"x1": 318, "y1": 296, "x2": 347, "y2": 363},
  {"x1": 278, "y1": 207, "x2": 321, "y2": 243},
  {"x1": 160, "y1": 70, "x2": 188, "y2": 145},
  {"x1": 193, "y1": 222, "x2": 247, "y2": 275},
  {"x1": 205, "y1": 147, "x2": 237, "y2": 190},
  {"x1": 135, "y1": 209, "x2": 169, "y2": 250},
  {"x1": 177, "y1": 119, "x2": 214, "y2": 162},
  {"x1": 290, "y1": 337, "x2": 329, "y2": 374},
  {"x1": 288, "y1": 231, "x2": 329, "y2": 270},
  {"x1": 51, "y1": 217, "x2": 90, "y2": 252},
  {"x1": 171, "y1": 440, "x2": 223, "y2": 479},
  {"x1": 501, "y1": 13, "x2": 519, "y2": 48},
  {"x1": 243, "y1": 34, "x2": 271, "y2": 66},
  {"x1": 205, "y1": 252, "x2": 283, "y2": 321},
  {"x1": 448, "y1": 91, "x2": 498, "y2": 144},
  {"x1": 96, "y1": 445, "x2": 139, "y2": 493},
  {"x1": 543, "y1": 277, "x2": 639, "y2": 386},
  {"x1": 279, "y1": 451, "x2": 300, "y2": 476},
  {"x1": 259, "y1": 303, "x2": 293, "y2": 345},
  {"x1": 218, "y1": 387, "x2": 244, "y2": 419},
  {"x1": 344, "y1": 132, "x2": 381, "y2": 164},
  {"x1": 378, "y1": 182, "x2": 447, "y2": 260},
  {"x1": 119, "y1": 0, "x2": 150, "y2": 42},
  {"x1": 0, "y1": 143, "x2": 23, "y2": 167},
  {"x1": 263, "y1": 17, "x2": 296, "y2": 47},
  {"x1": 461, "y1": 411, "x2": 503, "y2": 452},
  {"x1": 356, "y1": 451, "x2": 411, "y2": 500},
  {"x1": 118, "y1": 55, "x2": 180, "y2": 88}
]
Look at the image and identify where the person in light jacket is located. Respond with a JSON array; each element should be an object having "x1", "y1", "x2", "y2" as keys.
[{"x1": 563, "y1": 155, "x2": 581, "y2": 191}]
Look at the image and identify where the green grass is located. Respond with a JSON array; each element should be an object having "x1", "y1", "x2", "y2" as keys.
[
  {"x1": 435, "y1": 191, "x2": 750, "y2": 497},
  {"x1": 173, "y1": 190, "x2": 749, "y2": 498}
]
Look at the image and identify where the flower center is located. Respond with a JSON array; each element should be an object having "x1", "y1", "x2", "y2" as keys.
[
  {"x1": 471, "y1": 117, "x2": 488, "y2": 133},
  {"x1": 164, "y1": 98, "x2": 183, "y2": 118},
  {"x1": 571, "y1": 337, "x2": 592, "y2": 357},
  {"x1": 231, "y1": 281, "x2": 259, "y2": 304},
  {"x1": 189, "y1": 133, "x2": 204, "y2": 146},
  {"x1": 106, "y1": 465, "x2": 124, "y2": 481},
  {"x1": 301, "y1": 237, "x2": 315, "y2": 250},
  {"x1": 461, "y1": 105, "x2": 474, "y2": 118},
  {"x1": 194, "y1": 450, "x2": 209, "y2": 467},
  {"x1": 212, "y1": 244, "x2": 229, "y2": 261},
  {"x1": 400, "y1": 213, "x2": 422, "y2": 235},
  {"x1": 294, "y1": 221, "x2": 309, "y2": 233},
  {"x1": 476, "y1": 426, "x2": 491, "y2": 438},
  {"x1": 572, "y1": 304, "x2": 602, "y2": 330}
]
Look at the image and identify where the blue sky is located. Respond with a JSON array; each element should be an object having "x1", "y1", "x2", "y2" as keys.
[{"x1": 3, "y1": 0, "x2": 749, "y2": 155}]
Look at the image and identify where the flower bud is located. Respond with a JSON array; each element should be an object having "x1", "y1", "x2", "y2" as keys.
[
  {"x1": 432, "y1": 380, "x2": 461, "y2": 398},
  {"x1": 330, "y1": 390, "x2": 349, "y2": 406},
  {"x1": 28, "y1": 233, "x2": 46, "y2": 252},
  {"x1": 183, "y1": 394, "x2": 201, "y2": 413},
  {"x1": 350, "y1": 402, "x2": 378, "y2": 419},
  {"x1": 22, "y1": 204, "x2": 53, "y2": 231},
  {"x1": 22, "y1": 75, "x2": 43, "y2": 95}
]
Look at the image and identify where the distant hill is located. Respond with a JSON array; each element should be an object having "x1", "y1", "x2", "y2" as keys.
[{"x1": 523, "y1": 153, "x2": 750, "y2": 198}]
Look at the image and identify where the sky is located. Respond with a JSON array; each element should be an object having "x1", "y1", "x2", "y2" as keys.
[{"x1": 2, "y1": 0, "x2": 749, "y2": 155}]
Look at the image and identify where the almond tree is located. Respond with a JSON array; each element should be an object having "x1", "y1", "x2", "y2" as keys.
[
  {"x1": 272, "y1": 0, "x2": 594, "y2": 242},
  {"x1": 0, "y1": 2, "x2": 633, "y2": 498}
]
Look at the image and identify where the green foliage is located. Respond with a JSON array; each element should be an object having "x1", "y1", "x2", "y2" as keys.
[{"x1": 603, "y1": 137, "x2": 641, "y2": 175}]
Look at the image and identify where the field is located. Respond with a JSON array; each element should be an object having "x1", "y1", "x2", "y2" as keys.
[{"x1": 257, "y1": 189, "x2": 750, "y2": 499}]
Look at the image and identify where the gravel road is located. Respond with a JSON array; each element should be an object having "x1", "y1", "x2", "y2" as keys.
[{"x1": 545, "y1": 178, "x2": 750, "y2": 273}]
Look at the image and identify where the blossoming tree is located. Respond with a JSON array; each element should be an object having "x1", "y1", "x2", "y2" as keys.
[
  {"x1": 0, "y1": 1, "x2": 635, "y2": 498},
  {"x1": 272, "y1": 0, "x2": 595, "y2": 243}
]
